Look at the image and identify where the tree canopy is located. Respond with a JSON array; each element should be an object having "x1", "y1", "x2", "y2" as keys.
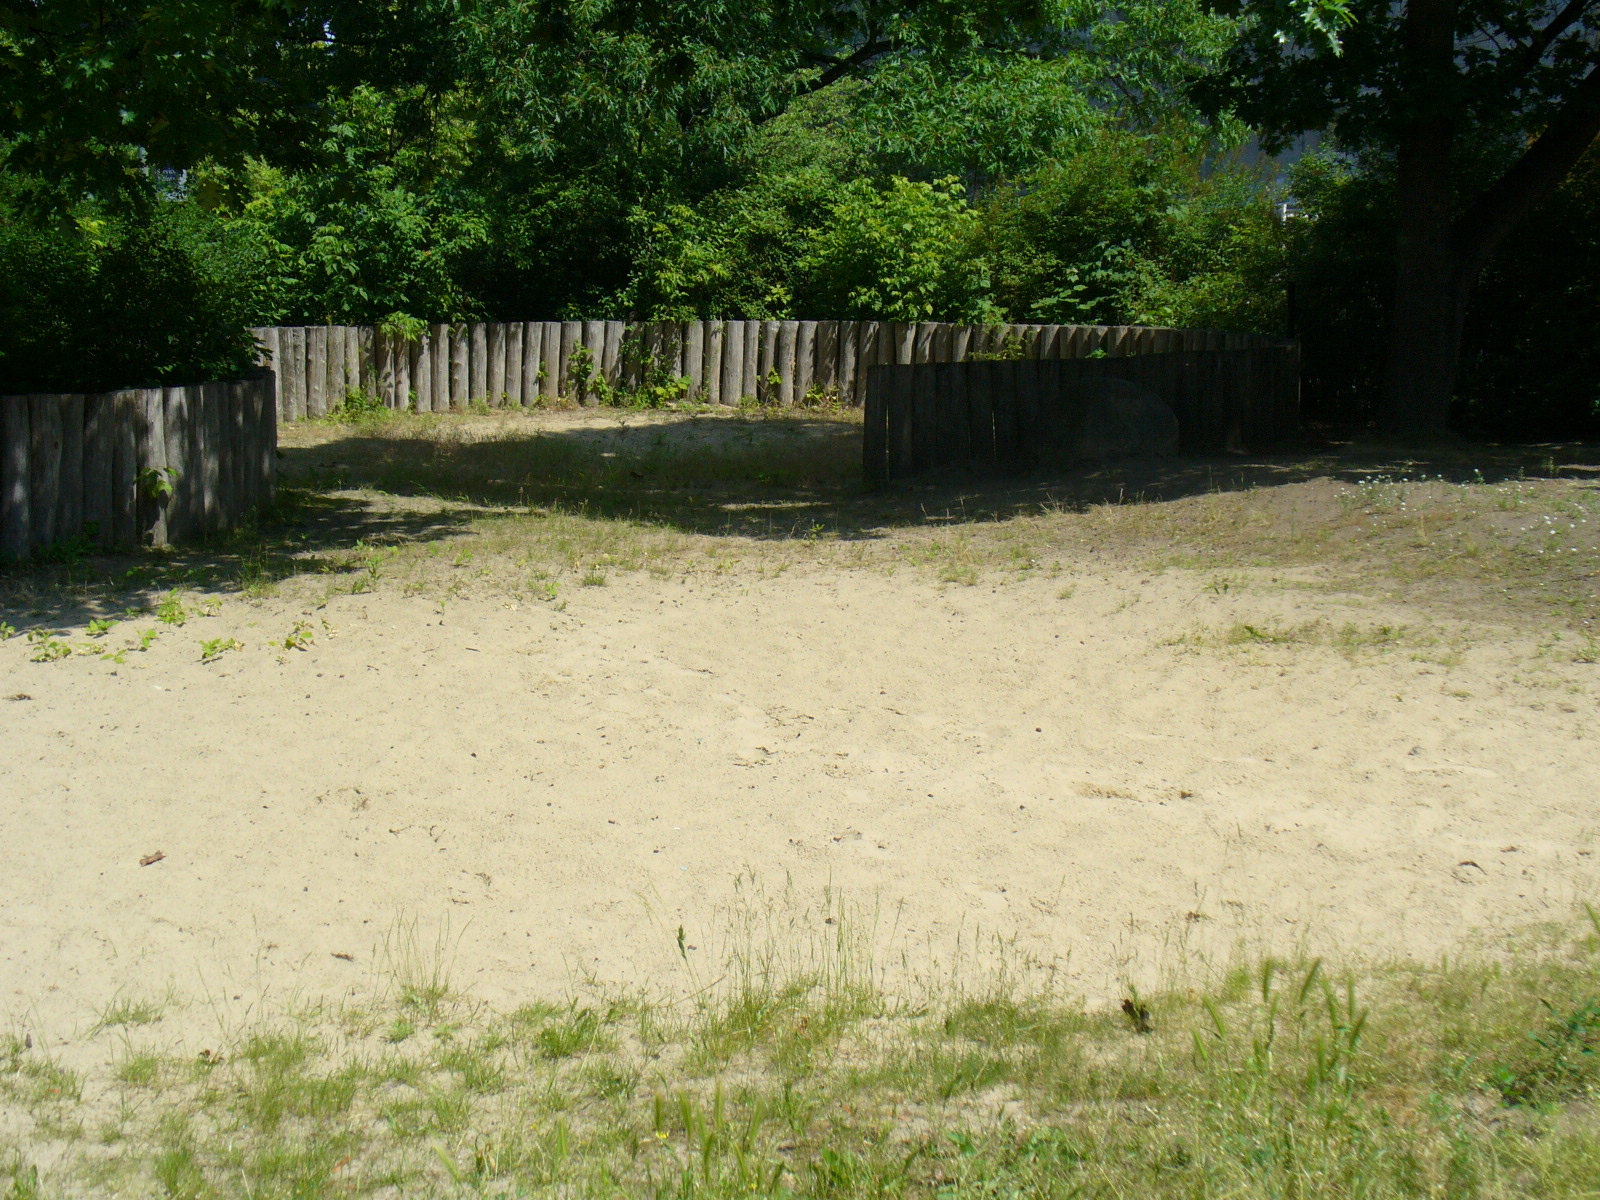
[{"x1": 1, "y1": 0, "x2": 1597, "y2": 436}]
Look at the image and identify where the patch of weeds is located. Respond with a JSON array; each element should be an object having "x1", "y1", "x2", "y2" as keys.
[
  {"x1": 85, "y1": 618, "x2": 116, "y2": 638},
  {"x1": 1227, "y1": 621, "x2": 1316, "y2": 646},
  {"x1": 330, "y1": 387, "x2": 391, "y2": 423},
  {"x1": 94, "y1": 996, "x2": 166, "y2": 1031},
  {"x1": 25, "y1": 629, "x2": 70, "y2": 662},
  {"x1": 939, "y1": 564, "x2": 979, "y2": 586},
  {"x1": 581, "y1": 568, "x2": 607, "y2": 587},
  {"x1": 199, "y1": 637, "x2": 242, "y2": 663},
  {"x1": 282, "y1": 620, "x2": 315, "y2": 651},
  {"x1": 115, "y1": 1050, "x2": 163, "y2": 1089},
  {"x1": 384, "y1": 918, "x2": 457, "y2": 1020},
  {"x1": 385, "y1": 1016, "x2": 416, "y2": 1044},
  {"x1": 511, "y1": 1002, "x2": 611, "y2": 1060},
  {"x1": 0, "y1": 621, "x2": 16, "y2": 640},
  {"x1": 137, "y1": 628, "x2": 161, "y2": 651},
  {"x1": 156, "y1": 593, "x2": 190, "y2": 626}
]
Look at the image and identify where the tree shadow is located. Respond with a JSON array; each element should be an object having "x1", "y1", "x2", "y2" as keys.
[
  {"x1": 278, "y1": 416, "x2": 1600, "y2": 540},
  {"x1": 4, "y1": 413, "x2": 1597, "y2": 630}
]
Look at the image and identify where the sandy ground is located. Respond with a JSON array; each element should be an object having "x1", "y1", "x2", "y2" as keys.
[{"x1": 4, "y1": 548, "x2": 1598, "y2": 1044}]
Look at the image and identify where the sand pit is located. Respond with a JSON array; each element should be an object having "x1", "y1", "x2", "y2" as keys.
[{"x1": 2, "y1": 411, "x2": 1598, "y2": 1045}]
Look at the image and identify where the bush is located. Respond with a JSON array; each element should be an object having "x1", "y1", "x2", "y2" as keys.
[
  {"x1": 0, "y1": 195, "x2": 257, "y2": 394},
  {"x1": 794, "y1": 175, "x2": 1000, "y2": 321}
]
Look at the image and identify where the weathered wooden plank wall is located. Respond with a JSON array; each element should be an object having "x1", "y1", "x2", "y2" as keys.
[
  {"x1": 0, "y1": 374, "x2": 277, "y2": 562},
  {"x1": 250, "y1": 321, "x2": 1292, "y2": 422},
  {"x1": 863, "y1": 347, "x2": 1302, "y2": 485}
]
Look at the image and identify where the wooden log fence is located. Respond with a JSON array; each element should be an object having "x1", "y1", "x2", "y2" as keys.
[
  {"x1": 250, "y1": 321, "x2": 1291, "y2": 422},
  {"x1": 1, "y1": 374, "x2": 277, "y2": 562},
  {"x1": 862, "y1": 347, "x2": 1302, "y2": 485}
]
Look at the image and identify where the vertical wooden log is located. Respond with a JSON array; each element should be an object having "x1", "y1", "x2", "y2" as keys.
[
  {"x1": 429, "y1": 325, "x2": 450, "y2": 411},
  {"x1": 992, "y1": 361, "x2": 1017, "y2": 464},
  {"x1": 254, "y1": 326, "x2": 278, "y2": 374},
  {"x1": 450, "y1": 324, "x2": 470, "y2": 410},
  {"x1": 721, "y1": 320, "x2": 746, "y2": 406},
  {"x1": 488, "y1": 323, "x2": 508, "y2": 405},
  {"x1": 412, "y1": 330, "x2": 432, "y2": 412},
  {"x1": 814, "y1": 322, "x2": 840, "y2": 396},
  {"x1": 260, "y1": 374, "x2": 278, "y2": 504},
  {"x1": 306, "y1": 326, "x2": 328, "y2": 418},
  {"x1": 950, "y1": 324, "x2": 973, "y2": 363},
  {"x1": 226, "y1": 381, "x2": 247, "y2": 520},
  {"x1": 910, "y1": 365, "x2": 936, "y2": 473},
  {"x1": 375, "y1": 331, "x2": 396, "y2": 407},
  {"x1": 621, "y1": 322, "x2": 643, "y2": 389},
  {"x1": 838, "y1": 320, "x2": 860, "y2": 405},
  {"x1": 933, "y1": 361, "x2": 970, "y2": 469},
  {"x1": 795, "y1": 320, "x2": 817, "y2": 404},
  {"x1": 543, "y1": 322, "x2": 563, "y2": 401},
  {"x1": 468, "y1": 323, "x2": 488, "y2": 403},
  {"x1": 342, "y1": 326, "x2": 360, "y2": 399},
  {"x1": 140, "y1": 389, "x2": 171, "y2": 547},
  {"x1": 111, "y1": 392, "x2": 139, "y2": 549},
  {"x1": 893, "y1": 322, "x2": 916, "y2": 365},
  {"x1": 505, "y1": 322, "x2": 524, "y2": 406},
  {"x1": 178, "y1": 384, "x2": 203, "y2": 538},
  {"x1": 82, "y1": 393, "x2": 113, "y2": 547},
  {"x1": 887, "y1": 366, "x2": 915, "y2": 479},
  {"x1": 329, "y1": 326, "x2": 349, "y2": 410},
  {"x1": 602, "y1": 320, "x2": 624, "y2": 394},
  {"x1": 576, "y1": 320, "x2": 601, "y2": 404},
  {"x1": 521, "y1": 323, "x2": 542, "y2": 404},
  {"x1": 203, "y1": 382, "x2": 226, "y2": 531},
  {"x1": 558, "y1": 321, "x2": 580, "y2": 399},
  {"x1": 740, "y1": 321, "x2": 760, "y2": 403},
  {"x1": 703, "y1": 320, "x2": 724, "y2": 406},
  {"x1": 1015, "y1": 360, "x2": 1044, "y2": 467},
  {"x1": 683, "y1": 321, "x2": 705, "y2": 401},
  {"x1": 969, "y1": 364, "x2": 996, "y2": 467},
  {"x1": 28, "y1": 396, "x2": 62, "y2": 552},
  {"x1": 0, "y1": 396, "x2": 30, "y2": 561},
  {"x1": 282, "y1": 327, "x2": 306, "y2": 421},
  {"x1": 912, "y1": 321, "x2": 936, "y2": 364},
  {"x1": 396, "y1": 334, "x2": 414, "y2": 409},
  {"x1": 757, "y1": 321, "x2": 779, "y2": 403},
  {"x1": 862, "y1": 365, "x2": 890, "y2": 487},
  {"x1": 776, "y1": 321, "x2": 798, "y2": 406},
  {"x1": 851, "y1": 321, "x2": 875, "y2": 404},
  {"x1": 57, "y1": 394, "x2": 84, "y2": 542}
]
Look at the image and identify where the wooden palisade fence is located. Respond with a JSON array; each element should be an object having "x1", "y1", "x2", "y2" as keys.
[
  {"x1": 253, "y1": 320, "x2": 1291, "y2": 420},
  {"x1": 862, "y1": 348, "x2": 1302, "y2": 485},
  {"x1": 1, "y1": 374, "x2": 277, "y2": 562}
]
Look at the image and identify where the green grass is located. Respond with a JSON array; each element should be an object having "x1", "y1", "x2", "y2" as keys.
[{"x1": 8, "y1": 902, "x2": 1600, "y2": 1195}]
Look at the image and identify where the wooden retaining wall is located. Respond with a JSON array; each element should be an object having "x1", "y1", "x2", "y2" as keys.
[
  {"x1": 252, "y1": 321, "x2": 1290, "y2": 421},
  {"x1": 863, "y1": 348, "x2": 1302, "y2": 485},
  {"x1": 0, "y1": 374, "x2": 277, "y2": 562}
]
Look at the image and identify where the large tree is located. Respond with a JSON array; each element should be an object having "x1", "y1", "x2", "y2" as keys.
[{"x1": 1207, "y1": 0, "x2": 1600, "y2": 433}]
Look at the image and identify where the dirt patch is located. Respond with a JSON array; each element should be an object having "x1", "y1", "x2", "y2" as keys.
[{"x1": 1, "y1": 410, "x2": 1598, "y2": 1043}]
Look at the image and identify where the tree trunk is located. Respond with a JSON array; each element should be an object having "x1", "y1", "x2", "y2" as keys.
[
  {"x1": 1380, "y1": 121, "x2": 1475, "y2": 435},
  {"x1": 1380, "y1": 0, "x2": 1462, "y2": 436}
]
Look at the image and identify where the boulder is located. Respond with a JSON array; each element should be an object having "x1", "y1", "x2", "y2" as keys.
[{"x1": 1033, "y1": 377, "x2": 1179, "y2": 465}]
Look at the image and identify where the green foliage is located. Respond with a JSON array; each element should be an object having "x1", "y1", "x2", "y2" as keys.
[
  {"x1": 796, "y1": 176, "x2": 999, "y2": 322},
  {"x1": 0, "y1": 190, "x2": 257, "y2": 392},
  {"x1": 979, "y1": 132, "x2": 1287, "y2": 330},
  {"x1": 210, "y1": 86, "x2": 490, "y2": 325}
]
